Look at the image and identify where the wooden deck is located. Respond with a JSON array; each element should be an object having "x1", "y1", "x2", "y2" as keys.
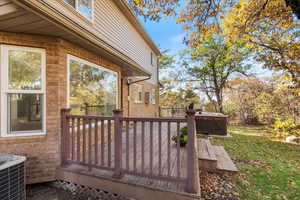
[
  {"x1": 64, "y1": 122, "x2": 188, "y2": 192},
  {"x1": 60, "y1": 109, "x2": 200, "y2": 199}
]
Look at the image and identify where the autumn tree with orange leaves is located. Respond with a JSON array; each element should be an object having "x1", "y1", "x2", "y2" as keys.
[{"x1": 129, "y1": 0, "x2": 300, "y2": 86}]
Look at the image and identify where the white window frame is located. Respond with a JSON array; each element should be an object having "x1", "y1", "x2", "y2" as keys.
[
  {"x1": 135, "y1": 84, "x2": 143, "y2": 104},
  {"x1": 64, "y1": 0, "x2": 94, "y2": 21},
  {"x1": 67, "y1": 54, "x2": 119, "y2": 110},
  {"x1": 151, "y1": 89, "x2": 156, "y2": 105},
  {"x1": 0, "y1": 45, "x2": 46, "y2": 137},
  {"x1": 151, "y1": 52, "x2": 156, "y2": 67}
]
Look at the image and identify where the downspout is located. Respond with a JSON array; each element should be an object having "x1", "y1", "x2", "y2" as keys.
[{"x1": 126, "y1": 76, "x2": 151, "y2": 117}]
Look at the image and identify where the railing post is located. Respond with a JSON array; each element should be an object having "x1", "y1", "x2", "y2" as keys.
[
  {"x1": 113, "y1": 109, "x2": 123, "y2": 179},
  {"x1": 61, "y1": 108, "x2": 71, "y2": 167},
  {"x1": 185, "y1": 109, "x2": 200, "y2": 194}
]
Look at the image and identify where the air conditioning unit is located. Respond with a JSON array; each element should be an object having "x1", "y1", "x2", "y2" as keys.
[{"x1": 0, "y1": 154, "x2": 26, "y2": 200}]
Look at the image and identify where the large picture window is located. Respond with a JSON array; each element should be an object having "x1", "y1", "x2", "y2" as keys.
[
  {"x1": 1, "y1": 45, "x2": 46, "y2": 137},
  {"x1": 68, "y1": 55, "x2": 118, "y2": 116},
  {"x1": 64, "y1": 0, "x2": 93, "y2": 20}
]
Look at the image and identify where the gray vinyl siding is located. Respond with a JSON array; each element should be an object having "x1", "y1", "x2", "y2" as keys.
[{"x1": 42, "y1": 0, "x2": 158, "y2": 84}]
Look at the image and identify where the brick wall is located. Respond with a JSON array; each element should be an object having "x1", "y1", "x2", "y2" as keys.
[
  {"x1": 122, "y1": 81, "x2": 159, "y2": 118},
  {"x1": 0, "y1": 32, "x2": 159, "y2": 184},
  {"x1": 0, "y1": 32, "x2": 63, "y2": 184}
]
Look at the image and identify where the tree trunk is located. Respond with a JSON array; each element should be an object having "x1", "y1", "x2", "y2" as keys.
[{"x1": 215, "y1": 89, "x2": 224, "y2": 113}]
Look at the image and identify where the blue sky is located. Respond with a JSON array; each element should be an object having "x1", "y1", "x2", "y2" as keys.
[{"x1": 140, "y1": 17, "x2": 186, "y2": 54}]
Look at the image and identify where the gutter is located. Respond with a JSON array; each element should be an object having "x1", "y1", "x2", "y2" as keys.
[
  {"x1": 126, "y1": 76, "x2": 151, "y2": 116},
  {"x1": 127, "y1": 76, "x2": 151, "y2": 85}
]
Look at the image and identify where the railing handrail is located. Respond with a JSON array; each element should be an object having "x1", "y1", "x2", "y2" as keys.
[
  {"x1": 122, "y1": 117, "x2": 187, "y2": 122},
  {"x1": 66, "y1": 114, "x2": 115, "y2": 120},
  {"x1": 160, "y1": 107, "x2": 186, "y2": 110},
  {"x1": 66, "y1": 114, "x2": 187, "y2": 122}
]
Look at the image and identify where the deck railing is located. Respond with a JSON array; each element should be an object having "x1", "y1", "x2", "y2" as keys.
[{"x1": 61, "y1": 108, "x2": 199, "y2": 194}]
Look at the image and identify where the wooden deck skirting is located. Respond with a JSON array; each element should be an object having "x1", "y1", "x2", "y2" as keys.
[{"x1": 60, "y1": 108, "x2": 200, "y2": 196}]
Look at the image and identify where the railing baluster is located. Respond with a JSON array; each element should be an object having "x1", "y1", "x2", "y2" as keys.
[
  {"x1": 126, "y1": 120, "x2": 130, "y2": 170},
  {"x1": 95, "y1": 118, "x2": 99, "y2": 165},
  {"x1": 82, "y1": 118, "x2": 86, "y2": 164},
  {"x1": 88, "y1": 118, "x2": 92, "y2": 171},
  {"x1": 77, "y1": 117, "x2": 81, "y2": 162},
  {"x1": 101, "y1": 120, "x2": 105, "y2": 166},
  {"x1": 141, "y1": 121, "x2": 145, "y2": 173},
  {"x1": 66, "y1": 117, "x2": 70, "y2": 161},
  {"x1": 133, "y1": 121, "x2": 137, "y2": 172},
  {"x1": 150, "y1": 121, "x2": 153, "y2": 175},
  {"x1": 113, "y1": 109, "x2": 123, "y2": 179},
  {"x1": 108, "y1": 120, "x2": 111, "y2": 167},
  {"x1": 167, "y1": 121, "x2": 171, "y2": 176},
  {"x1": 158, "y1": 121, "x2": 162, "y2": 176},
  {"x1": 176, "y1": 122, "x2": 181, "y2": 178},
  {"x1": 71, "y1": 118, "x2": 75, "y2": 160}
]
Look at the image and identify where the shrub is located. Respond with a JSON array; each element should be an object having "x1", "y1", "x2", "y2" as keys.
[
  {"x1": 272, "y1": 118, "x2": 300, "y2": 137},
  {"x1": 180, "y1": 126, "x2": 188, "y2": 136},
  {"x1": 171, "y1": 126, "x2": 188, "y2": 147},
  {"x1": 180, "y1": 135, "x2": 188, "y2": 146}
]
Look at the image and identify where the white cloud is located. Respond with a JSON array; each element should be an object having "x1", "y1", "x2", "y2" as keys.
[{"x1": 170, "y1": 33, "x2": 185, "y2": 43}]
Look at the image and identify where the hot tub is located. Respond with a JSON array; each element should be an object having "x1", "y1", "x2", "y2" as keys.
[
  {"x1": 0, "y1": 154, "x2": 26, "y2": 200},
  {"x1": 195, "y1": 112, "x2": 228, "y2": 136}
]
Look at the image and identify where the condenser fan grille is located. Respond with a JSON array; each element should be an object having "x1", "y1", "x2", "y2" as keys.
[{"x1": 0, "y1": 163, "x2": 26, "y2": 200}]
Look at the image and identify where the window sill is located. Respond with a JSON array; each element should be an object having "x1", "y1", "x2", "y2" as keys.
[
  {"x1": 0, "y1": 133, "x2": 47, "y2": 144},
  {"x1": 1, "y1": 132, "x2": 46, "y2": 138}
]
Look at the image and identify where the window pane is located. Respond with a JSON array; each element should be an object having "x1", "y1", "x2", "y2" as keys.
[
  {"x1": 8, "y1": 94, "x2": 43, "y2": 133},
  {"x1": 78, "y1": 0, "x2": 92, "y2": 19},
  {"x1": 151, "y1": 90, "x2": 156, "y2": 104},
  {"x1": 69, "y1": 59, "x2": 117, "y2": 116},
  {"x1": 138, "y1": 90, "x2": 142, "y2": 102},
  {"x1": 64, "y1": 0, "x2": 75, "y2": 7},
  {"x1": 8, "y1": 50, "x2": 42, "y2": 90}
]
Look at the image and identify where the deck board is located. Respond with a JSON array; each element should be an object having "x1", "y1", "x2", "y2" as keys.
[{"x1": 214, "y1": 146, "x2": 238, "y2": 172}]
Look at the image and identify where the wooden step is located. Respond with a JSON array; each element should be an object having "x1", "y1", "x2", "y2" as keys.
[
  {"x1": 197, "y1": 139, "x2": 217, "y2": 170},
  {"x1": 213, "y1": 146, "x2": 238, "y2": 173}
]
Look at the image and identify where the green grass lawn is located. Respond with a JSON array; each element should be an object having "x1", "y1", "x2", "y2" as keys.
[{"x1": 212, "y1": 125, "x2": 300, "y2": 200}]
